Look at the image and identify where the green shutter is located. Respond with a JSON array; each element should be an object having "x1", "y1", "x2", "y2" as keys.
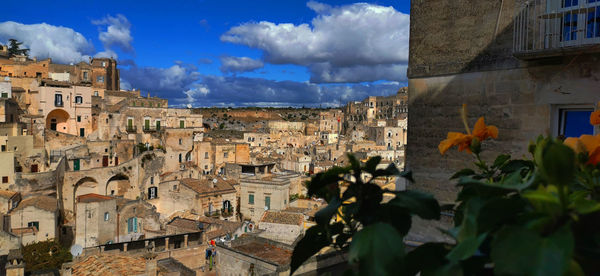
[
  {"x1": 134, "y1": 217, "x2": 138, "y2": 233},
  {"x1": 180, "y1": 120, "x2": 185, "y2": 128},
  {"x1": 73, "y1": 159, "x2": 80, "y2": 171},
  {"x1": 145, "y1": 119, "x2": 150, "y2": 130},
  {"x1": 265, "y1": 196, "x2": 270, "y2": 210},
  {"x1": 249, "y1": 194, "x2": 254, "y2": 204}
]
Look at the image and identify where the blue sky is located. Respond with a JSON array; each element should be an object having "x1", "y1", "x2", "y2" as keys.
[{"x1": 1, "y1": 0, "x2": 410, "y2": 107}]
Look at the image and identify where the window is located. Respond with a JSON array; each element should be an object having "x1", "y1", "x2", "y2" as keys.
[
  {"x1": 94, "y1": 91, "x2": 99, "y2": 96},
  {"x1": 83, "y1": 71, "x2": 89, "y2": 80},
  {"x1": 557, "y1": 108, "x2": 594, "y2": 137},
  {"x1": 102, "y1": 61, "x2": 106, "y2": 67},
  {"x1": 179, "y1": 138, "x2": 182, "y2": 145},
  {"x1": 97, "y1": 76, "x2": 104, "y2": 83},
  {"x1": 265, "y1": 196, "x2": 271, "y2": 210},
  {"x1": 224, "y1": 152, "x2": 228, "y2": 158},
  {"x1": 173, "y1": 185, "x2": 178, "y2": 191},
  {"x1": 1, "y1": 93, "x2": 7, "y2": 98},
  {"x1": 205, "y1": 152, "x2": 209, "y2": 159},
  {"x1": 156, "y1": 120, "x2": 161, "y2": 130},
  {"x1": 54, "y1": 93, "x2": 63, "y2": 106},
  {"x1": 2, "y1": 176, "x2": 7, "y2": 183},
  {"x1": 144, "y1": 118, "x2": 150, "y2": 130},
  {"x1": 1, "y1": 145, "x2": 5, "y2": 151},
  {"x1": 104, "y1": 212, "x2": 110, "y2": 221},
  {"x1": 75, "y1": 96, "x2": 83, "y2": 104},
  {"x1": 77, "y1": 116, "x2": 81, "y2": 122},
  {"x1": 127, "y1": 118, "x2": 134, "y2": 131},
  {"x1": 127, "y1": 217, "x2": 138, "y2": 233},
  {"x1": 248, "y1": 194, "x2": 254, "y2": 204},
  {"x1": 28, "y1": 221, "x2": 39, "y2": 230},
  {"x1": 148, "y1": 187, "x2": 157, "y2": 199},
  {"x1": 178, "y1": 153, "x2": 182, "y2": 163},
  {"x1": 150, "y1": 177, "x2": 154, "y2": 185},
  {"x1": 180, "y1": 120, "x2": 185, "y2": 128}
]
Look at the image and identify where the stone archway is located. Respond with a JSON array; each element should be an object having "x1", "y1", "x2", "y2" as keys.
[
  {"x1": 106, "y1": 174, "x2": 130, "y2": 196},
  {"x1": 46, "y1": 109, "x2": 70, "y2": 133},
  {"x1": 73, "y1": 177, "x2": 99, "y2": 212}
]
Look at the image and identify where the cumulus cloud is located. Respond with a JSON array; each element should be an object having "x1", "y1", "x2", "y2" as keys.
[
  {"x1": 0, "y1": 21, "x2": 95, "y2": 64},
  {"x1": 219, "y1": 56, "x2": 264, "y2": 74},
  {"x1": 92, "y1": 14, "x2": 134, "y2": 53},
  {"x1": 171, "y1": 75, "x2": 401, "y2": 107},
  {"x1": 221, "y1": 2, "x2": 409, "y2": 83},
  {"x1": 309, "y1": 63, "x2": 407, "y2": 83},
  {"x1": 119, "y1": 62, "x2": 201, "y2": 99}
]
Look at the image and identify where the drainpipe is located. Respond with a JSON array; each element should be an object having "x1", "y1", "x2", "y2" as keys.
[{"x1": 116, "y1": 213, "x2": 120, "y2": 243}]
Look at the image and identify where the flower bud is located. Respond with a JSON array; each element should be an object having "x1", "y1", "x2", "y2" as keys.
[{"x1": 470, "y1": 137, "x2": 481, "y2": 154}]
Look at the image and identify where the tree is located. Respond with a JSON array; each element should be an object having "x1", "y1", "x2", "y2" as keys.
[
  {"x1": 22, "y1": 240, "x2": 72, "y2": 273},
  {"x1": 7, "y1": 39, "x2": 29, "y2": 57}
]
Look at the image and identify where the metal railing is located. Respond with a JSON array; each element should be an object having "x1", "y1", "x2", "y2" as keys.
[
  {"x1": 126, "y1": 126, "x2": 137, "y2": 133},
  {"x1": 142, "y1": 126, "x2": 164, "y2": 133},
  {"x1": 514, "y1": 0, "x2": 600, "y2": 55}
]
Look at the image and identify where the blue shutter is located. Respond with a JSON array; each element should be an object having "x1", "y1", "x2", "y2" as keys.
[{"x1": 133, "y1": 217, "x2": 138, "y2": 233}]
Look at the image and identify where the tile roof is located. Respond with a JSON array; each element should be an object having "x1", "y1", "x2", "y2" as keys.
[
  {"x1": 71, "y1": 254, "x2": 146, "y2": 276},
  {"x1": 232, "y1": 241, "x2": 292, "y2": 265},
  {"x1": 11, "y1": 196, "x2": 57, "y2": 213},
  {"x1": 260, "y1": 211, "x2": 303, "y2": 226},
  {"x1": 0, "y1": 190, "x2": 17, "y2": 199},
  {"x1": 167, "y1": 218, "x2": 201, "y2": 231},
  {"x1": 77, "y1": 193, "x2": 114, "y2": 203},
  {"x1": 179, "y1": 177, "x2": 236, "y2": 196}
]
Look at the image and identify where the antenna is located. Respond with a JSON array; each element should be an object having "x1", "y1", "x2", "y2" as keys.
[{"x1": 70, "y1": 244, "x2": 83, "y2": 257}]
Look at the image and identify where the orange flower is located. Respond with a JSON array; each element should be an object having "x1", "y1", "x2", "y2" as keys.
[
  {"x1": 473, "y1": 117, "x2": 499, "y2": 141},
  {"x1": 564, "y1": 135, "x2": 600, "y2": 165},
  {"x1": 590, "y1": 110, "x2": 600, "y2": 125},
  {"x1": 438, "y1": 116, "x2": 498, "y2": 155}
]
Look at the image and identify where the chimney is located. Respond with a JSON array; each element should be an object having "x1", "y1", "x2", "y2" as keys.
[
  {"x1": 143, "y1": 252, "x2": 158, "y2": 276},
  {"x1": 6, "y1": 249, "x2": 25, "y2": 276}
]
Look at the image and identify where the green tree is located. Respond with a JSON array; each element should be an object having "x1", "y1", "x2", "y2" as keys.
[
  {"x1": 22, "y1": 240, "x2": 72, "y2": 272},
  {"x1": 8, "y1": 39, "x2": 29, "y2": 57}
]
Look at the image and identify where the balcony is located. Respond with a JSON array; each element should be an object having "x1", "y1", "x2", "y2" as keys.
[
  {"x1": 142, "y1": 126, "x2": 164, "y2": 133},
  {"x1": 513, "y1": 0, "x2": 600, "y2": 59},
  {"x1": 204, "y1": 210, "x2": 221, "y2": 218},
  {"x1": 54, "y1": 101, "x2": 63, "y2": 107},
  {"x1": 126, "y1": 126, "x2": 137, "y2": 133}
]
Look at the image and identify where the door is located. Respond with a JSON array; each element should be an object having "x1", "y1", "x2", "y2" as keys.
[
  {"x1": 73, "y1": 159, "x2": 80, "y2": 171},
  {"x1": 180, "y1": 120, "x2": 185, "y2": 128},
  {"x1": 144, "y1": 119, "x2": 150, "y2": 130},
  {"x1": 30, "y1": 164, "x2": 38, "y2": 173},
  {"x1": 50, "y1": 119, "x2": 57, "y2": 131},
  {"x1": 156, "y1": 121, "x2": 161, "y2": 130},
  {"x1": 114, "y1": 157, "x2": 119, "y2": 166},
  {"x1": 102, "y1": 156, "x2": 108, "y2": 167},
  {"x1": 79, "y1": 128, "x2": 85, "y2": 137},
  {"x1": 127, "y1": 118, "x2": 133, "y2": 130}
]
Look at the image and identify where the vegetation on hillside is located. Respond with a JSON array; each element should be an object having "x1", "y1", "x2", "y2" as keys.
[
  {"x1": 291, "y1": 105, "x2": 600, "y2": 275},
  {"x1": 22, "y1": 240, "x2": 72, "y2": 272}
]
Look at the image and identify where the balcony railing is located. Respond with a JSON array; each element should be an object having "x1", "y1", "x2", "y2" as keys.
[
  {"x1": 54, "y1": 101, "x2": 63, "y2": 107},
  {"x1": 126, "y1": 126, "x2": 137, "y2": 133},
  {"x1": 514, "y1": 0, "x2": 600, "y2": 57},
  {"x1": 204, "y1": 210, "x2": 221, "y2": 217},
  {"x1": 142, "y1": 126, "x2": 164, "y2": 133}
]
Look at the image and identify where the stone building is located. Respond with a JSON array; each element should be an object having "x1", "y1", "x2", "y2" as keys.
[
  {"x1": 344, "y1": 88, "x2": 408, "y2": 129},
  {"x1": 39, "y1": 81, "x2": 93, "y2": 137},
  {"x1": 318, "y1": 110, "x2": 343, "y2": 134},
  {"x1": 407, "y1": 0, "x2": 600, "y2": 203},
  {"x1": 0, "y1": 190, "x2": 20, "y2": 216},
  {"x1": 152, "y1": 177, "x2": 237, "y2": 220},
  {"x1": 240, "y1": 170, "x2": 295, "y2": 222},
  {"x1": 74, "y1": 193, "x2": 116, "y2": 247},
  {"x1": 194, "y1": 139, "x2": 250, "y2": 175},
  {"x1": 9, "y1": 195, "x2": 58, "y2": 245},
  {"x1": 257, "y1": 211, "x2": 304, "y2": 244}
]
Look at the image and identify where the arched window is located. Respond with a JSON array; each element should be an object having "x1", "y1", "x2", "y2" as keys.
[{"x1": 178, "y1": 153, "x2": 182, "y2": 163}]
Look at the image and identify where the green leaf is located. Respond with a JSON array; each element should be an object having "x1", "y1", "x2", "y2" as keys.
[
  {"x1": 307, "y1": 166, "x2": 349, "y2": 199},
  {"x1": 500, "y1": 159, "x2": 534, "y2": 174},
  {"x1": 571, "y1": 197, "x2": 600, "y2": 215},
  {"x1": 523, "y1": 186, "x2": 562, "y2": 216},
  {"x1": 364, "y1": 156, "x2": 381, "y2": 174},
  {"x1": 492, "y1": 154, "x2": 511, "y2": 168},
  {"x1": 476, "y1": 197, "x2": 527, "y2": 233},
  {"x1": 450, "y1": 168, "x2": 475, "y2": 180},
  {"x1": 291, "y1": 225, "x2": 331, "y2": 275},
  {"x1": 536, "y1": 139, "x2": 576, "y2": 185},
  {"x1": 349, "y1": 223, "x2": 405, "y2": 276},
  {"x1": 491, "y1": 225, "x2": 574, "y2": 276},
  {"x1": 446, "y1": 233, "x2": 487, "y2": 262},
  {"x1": 404, "y1": 243, "x2": 449, "y2": 275},
  {"x1": 456, "y1": 197, "x2": 485, "y2": 242},
  {"x1": 315, "y1": 197, "x2": 342, "y2": 226},
  {"x1": 387, "y1": 190, "x2": 441, "y2": 220}
]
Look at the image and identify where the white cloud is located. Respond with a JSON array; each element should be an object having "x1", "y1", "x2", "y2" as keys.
[
  {"x1": 219, "y1": 56, "x2": 264, "y2": 73},
  {"x1": 94, "y1": 49, "x2": 118, "y2": 59},
  {"x1": 92, "y1": 14, "x2": 134, "y2": 53},
  {"x1": 0, "y1": 21, "x2": 95, "y2": 64},
  {"x1": 220, "y1": 1, "x2": 409, "y2": 83}
]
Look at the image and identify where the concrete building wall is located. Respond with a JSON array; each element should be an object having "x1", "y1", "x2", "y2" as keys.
[
  {"x1": 75, "y1": 199, "x2": 117, "y2": 247},
  {"x1": 39, "y1": 85, "x2": 92, "y2": 137},
  {"x1": 257, "y1": 222, "x2": 303, "y2": 244},
  {"x1": 10, "y1": 206, "x2": 57, "y2": 244},
  {"x1": 240, "y1": 178, "x2": 290, "y2": 222}
]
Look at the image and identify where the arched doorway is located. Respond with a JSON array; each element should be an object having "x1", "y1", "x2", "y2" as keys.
[
  {"x1": 105, "y1": 174, "x2": 130, "y2": 196},
  {"x1": 46, "y1": 109, "x2": 70, "y2": 133}
]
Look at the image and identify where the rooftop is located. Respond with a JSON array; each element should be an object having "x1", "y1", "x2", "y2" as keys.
[
  {"x1": 167, "y1": 217, "x2": 202, "y2": 231},
  {"x1": 231, "y1": 238, "x2": 292, "y2": 265},
  {"x1": 0, "y1": 190, "x2": 18, "y2": 199},
  {"x1": 70, "y1": 254, "x2": 146, "y2": 276},
  {"x1": 11, "y1": 196, "x2": 57, "y2": 213},
  {"x1": 260, "y1": 211, "x2": 304, "y2": 226},
  {"x1": 179, "y1": 177, "x2": 237, "y2": 196},
  {"x1": 77, "y1": 193, "x2": 114, "y2": 203}
]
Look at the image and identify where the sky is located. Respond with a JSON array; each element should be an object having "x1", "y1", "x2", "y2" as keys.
[{"x1": 0, "y1": 0, "x2": 410, "y2": 107}]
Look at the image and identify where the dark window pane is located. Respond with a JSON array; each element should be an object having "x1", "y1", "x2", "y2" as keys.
[{"x1": 563, "y1": 110, "x2": 594, "y2": 137}]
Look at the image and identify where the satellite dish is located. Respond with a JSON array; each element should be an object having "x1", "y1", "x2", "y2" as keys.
[
  {"x1": 3, "y1": 77, "x2": 9, "y2": 81},
  {"x1": 70, "y1": 244, "x2": 83, "y2": 257},
  {"x1": 212, "y1": 178, "x2": 218, "y2": 184},
  {"x1": 187, "y1": 104, "x2": 192, "y2": 109},
  {"x1": 264, "y1": 206, "x2": 269, "y2": 211}
]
